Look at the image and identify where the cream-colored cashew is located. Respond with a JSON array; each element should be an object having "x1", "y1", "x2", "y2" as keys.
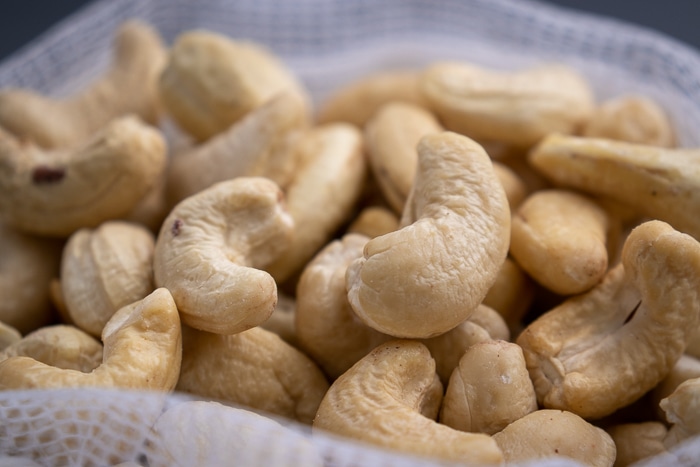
[
  {"x1": 517, "y1": 220, "x2": 700, "y2": 419},
  {"x1": 364, "y1": 101, "x2": 443, "y2": 214},
  {"x1": 651, "y1": 354, "x2": 700, "y2": 419},
  {"x1": 607, "y1": 422, "x2": 672, "y2": 467},
  {"x1": 493, "y1": 161, "x2": 528, "y2": 211},
  {"x1": 0, "y1": 116, "x2": 166, "y2": 237},
  {"x1": 346, "y1": 131, "x2": 511, "y2": 338},
  {"x1": 313, "y1": 340, "x2": 504, "y2": 464},
  {"x1": 148, "y1": 400, "x2": 322, "y2": 467},
  {"x1": 510, "y1": 189, "x2": 611, "y2": 295},
  {"x1": 660, "y1": 377, "x2": 700, "y2": 445},
  {"x1": 0, "y1": 288, "x2": 181, "y2": 390},
  {"x1": 483, "y1": 257, "x2": 535, "y2": 336},
  {"x1": 176, "y1": 326, "x2": 329, "y2": 424},
  {"x1": 466, "y1": 303, "x2": 511, "y2": 342},
  {"x1": 0, "y1": 21, "x2": 165, "y2": 149},
  {"x1": 493, "y1": 410, "x2": 616, "y2": 466},
  {"x1": 123, "y1": 172, "x2": 170, "y2": 233},
  {"x1": 260, "y1": 292, "x2": 298, "y2": 347},
  {"x1": 0, "y1": 224, "x2": 62, "y2": 333},
  {"x1": 266, "y1": 123, "x2": 366, "y2": 284},
  {"x1": 0, "y1": 322, "x2": 20, "y2": 351},
  {"x1": 582, "y1": 95, "x2": 675, "y2": 148},
  {"x1": 317, "y1": 70, "x2": 429, "y2": 127},
  {"x1": 159, "y1": 30, "x2": 309, "y2": 141},
  {"x1": 154, "y1": 177, "x2": 293, "y2": 334},
  {"x1": 529, "y1": 133, "x2": 700, "y2": 241},
  {"x1": 0, "y1": 325, "x2": 102, "y2": 372},
  {"x1": 61, "y1": 220, "x2": 155, "y2": 337},
  {"x1": 165, "y1": 91, "x2": 308, "y2": 206},
  {"x1": 347, "y1": 206, "x2": 399, "y2": 238},
  {"x1": 420, "y1": 62, "x2": 594, "y2": 147},
  {"x1": 440, "y1": 340, "x2": 537, "y2": 435}
]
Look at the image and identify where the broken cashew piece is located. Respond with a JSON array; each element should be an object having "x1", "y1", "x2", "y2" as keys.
[
  {"x1": 517, "y1": 220, "x2": 700, "y2": 419},
  {"x1": 0, "y1": 288, "x2": 181, "y2": 390},
  {"x1": 529, "y1": 133, "x2": 700, "y2": 241},
  {"x1": 420, "y1": 62, "x2": 594, "y2": 147},
  {"x1": 61, "y1": 220, "x2": 155, "y2": 337},
  {"x1": 346, "y1": 131, "x2": 510, "y2": 338},
  {"x1": 0, "y1": 116, "x2": 167, "y2": 237},
  {"x1": 313, "y1": 340, "x2": 504, "y2": 464},
  {"x1": 154, "y1": 177, "x2": 293, "y2": 334},
  {"x1": 0, "y1": 21, "x2": 165, "y2": 149}
]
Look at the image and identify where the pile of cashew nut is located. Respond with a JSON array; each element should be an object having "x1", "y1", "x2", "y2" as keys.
[{"x1": 2, "y1": 19, "x2": 700, "y2": 467}]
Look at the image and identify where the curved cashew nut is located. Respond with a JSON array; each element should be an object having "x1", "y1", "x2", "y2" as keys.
[
  {"x1": 420, "y1": 62, "x2": 594, "y2": 147},
  {"x1": 313, "y1": 340, "x2": 504, "y2": 464},
  {"x1": 176, "y1": 326, "x2": 329, "y2": 424},
  {"x1": 492, "y1": 410, "x2": 616, "y2": 466},
  {"x1": 154, "y1": 177, "x2": 293, "y2": 334},
  {"x1": 510, "y1": 189, "x2": 611, "y2": 295},
  {"x1": 529, "y1": 133, "x2": 700, "y2": 241},
  {"x1": 0, "y1": 325, "x2": 102, "y2": 372},
  {"x1": 0, "y1": 223, "x2": 62, "y2": 333},
  {"x1": 0, "y1": 116, "x2": 167, "y2": 237},
  {"x1": 159, "y1": 30, "x2": 309, "y2": 141},
  {"x1": 517, "y1": 220, "x2": 700, "y2": 419},
  {"x1": 346, "y1": 131, "x2": 510, "y2": 338},
  {"x1": 61, "y1": 220, "x2": 155, "y2": 337},
  {"x1": 0, "y1": 21, "x2": 165, "y2": 149},
  {"x1": 0, "y1": 288, "x2": 181, "y2": 390},
  {"x1": 166, "y1": 91, "x2": 308, "y2": 206}
]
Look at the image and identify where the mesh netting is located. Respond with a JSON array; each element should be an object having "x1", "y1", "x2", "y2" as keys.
[{"x1": 1, "y1": 0, "x2": 700, "y2": 465}]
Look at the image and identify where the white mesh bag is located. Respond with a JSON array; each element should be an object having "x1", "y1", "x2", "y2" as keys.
[{"x1": 1, "y1": 0, "x2": 700, "y2": 465}]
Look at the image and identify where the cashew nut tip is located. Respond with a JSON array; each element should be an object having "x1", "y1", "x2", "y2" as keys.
[
  {"x1": 154, "y1": 177, "x2": 294, "y2": 334},
  {"x1": 346, "y1": 131, "x2": 510, "y2": 338}
]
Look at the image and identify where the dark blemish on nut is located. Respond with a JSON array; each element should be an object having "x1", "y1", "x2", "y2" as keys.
[
  {"x1": 171, "y1": 219, "x2": 183, "y2": 237},
  {"x1": 555, "y1": 449, "x2": 559, "y2": 454},
  {"x1": 32, "y1": 165, "x2": 65, "y2": 184},
  {"x1": 651, "y1": 190, "x2": 657, "y2": 196}
]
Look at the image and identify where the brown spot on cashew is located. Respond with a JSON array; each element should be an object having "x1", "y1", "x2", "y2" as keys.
[
  {"x1": 0, "y1": 116, "x2": 167, "y2": 238},
  {"x1": 346, "y1": 131, "x2": 510, "y2": 338},
  {"x1": 313, "y1": 340, "x2": 504, "y2": 464},
  {"x1": 517, "y1": 220, "x2": 700, "y2": 419},
  {"x1": 0, "y1": 21, "x2": 166, "y2": 149},
  {"x1": 154, "y1": 177, "x2": 293, "y2": 334},
  {"x1": 31, "y1": 165, "x2": 65, "y2": 184},
  {"x1": 420, "y1": 62, "x2": 594, "y2": 147},
  {"x1": 0, "y1": 288, "x2": 181, "y2": 391}
]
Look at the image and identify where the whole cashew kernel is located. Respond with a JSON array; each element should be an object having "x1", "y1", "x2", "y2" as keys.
[
  {"x1": 159, "y1": 30, "x2": 309, "y2": 141},
  {"x1": 529, "y1": 133, "x2": 700, "y2": 241},
  {"x1": 606, "y1": 422, "x2": 672, "y2": 467},
  {"x1": 440, "y1": 340, "x2": 537, "y2": 435},
  {"x1": 0, "y1": 116, "x2": 167, "y2": 237},
  {"x1": 346, "y1": 131, "x2": 511, "y2": 338},
  {"x1": 154, "y1": 177, "x2": 293, "y2": 334},
  {"x1": 492, "y1": 410, "x2": 616, "y2": 467},
  {"x1": 510, "y1": 189, "x2": 611, "y2": 295},
  {"x1": 176, "y1": 326, "x2": 329, "y2": 424},
  {"x1": 61, "y1": 220, "x2": 155, "y2": 337},
  {"x1": 517, "y1": 220, "x2": 700, "y2": 419},
  {"x1": 347, "y1": 206, "x2": 399, "y2": 239},
  {"x1": 0, "y1": 21, "x2": 165, "y2": 149},
  {"x1": 313, "y1": 340, "x2": 504, "y2": 464},
  {"x1": 420, "y1": 62, "x2": 594, "y2": 147},
  {"x1": 0, "y1": 288, "x2": 181, "y2": 390}
]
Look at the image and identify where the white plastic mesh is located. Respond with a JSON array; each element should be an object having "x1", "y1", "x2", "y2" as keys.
[{"x1": 1, "y1": 0, "x2": 700, "y2": 465}]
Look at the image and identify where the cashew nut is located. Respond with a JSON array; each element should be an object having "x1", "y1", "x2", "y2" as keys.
[
  {"x1": 346, "y1": 131, "x2": 510, "y2": 338},
  {"x1": 313, "y1": 340, "x2": 504, "y2": 464},
  {"x1": 420, "y1": 62, "x2": 594, "y2": 147},
  {"x1": 0, "y1": 288, "x2": 181, "y2": 390},
  {"x1": 0, "y1": 21, "x2": 165, "y2": 149},
  {"x1": 660, "y1": 377, "x2": 700, "y2": 445},
  {"x1": 61, "y1": 220, "x2": 155, "y2": 337},
  {"x1": 651, "y1": 354, "x2": 700, "y2": 420},
  {"x1": 159, "y1": 30, "x2": 309, "y2": 141},
  {"x1": 493, "y1": 161, "x2": 528, "y2": 211},
  {"x1": 492, "y1": 410, "x2": 616, "y2": 466},
  {"x1": 510, "y1": 189, "x2": 611, "y2": 295},
  {"x1": 176, "y1": 326, "x2": 329, "y2": 424},
  {"x1": 440, "y1": 340, "x2": 537, "y2": 435},
  {"x1": 0, "y1": 116, "x2": 167, "y2": 237},
  {"x1": 483, "y1": 257, "x2": 535, "y2": 336},
  {"x1": 517, "y1": 220, "x2": 700, "y2": 419},
  {"x1": 606, "y1": 422, "x2": 672, "y2": 467},
  {"x1": 346, "y1": 206, "x2": 399, "y2": 239},
  {"x1": 260, "y1": 292, "x2": 298, "y2": 347},
  {"x1": 0, "y1": 322, "x2": 21, "y2": 351},
  {"x1": 529, "y1": 133, "x2": 700, "y2": 241},
  {"x1": 154, "y1": 177, "x2": 293, "y2": 334}
]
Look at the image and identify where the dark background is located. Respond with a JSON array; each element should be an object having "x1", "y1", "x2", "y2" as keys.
[{"x1": 1, "y1": 1, "x2": 699, "y2": 62}]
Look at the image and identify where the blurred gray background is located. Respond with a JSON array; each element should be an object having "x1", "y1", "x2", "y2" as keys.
[{"x1": 1, "y1": 0, "x2": 699, "y2": 61}]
